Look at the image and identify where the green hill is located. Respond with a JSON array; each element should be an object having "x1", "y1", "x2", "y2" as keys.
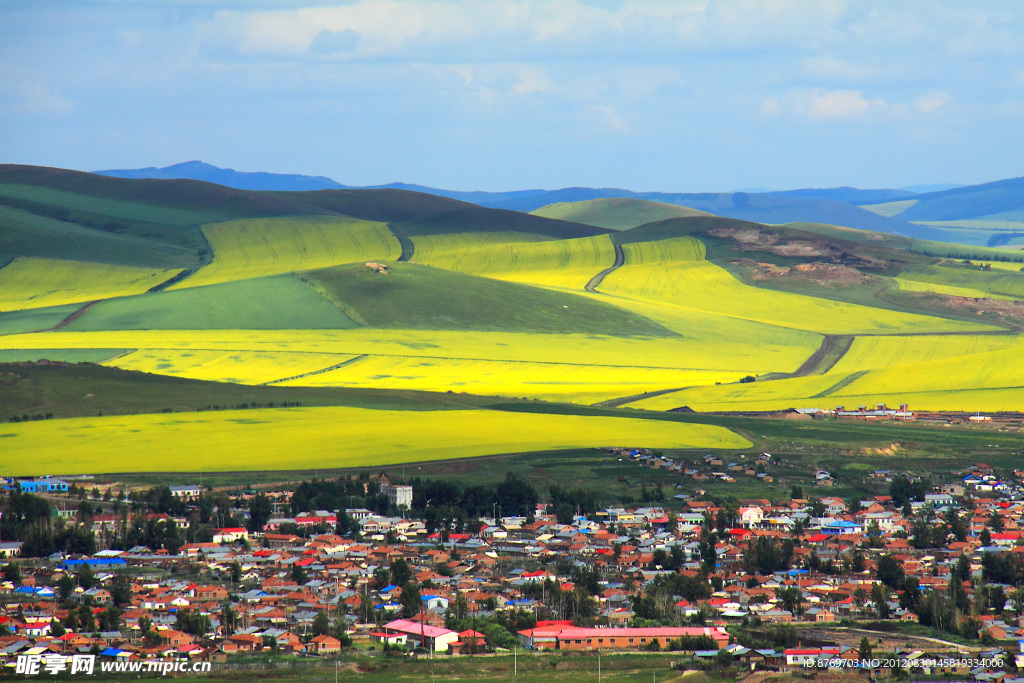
[
  {"x1": 392, "y1": 206, "x2": 610, "y2": 240},
  {"x1": 531, "y1": 198, "x2": 710, "y2": 230},
  {"x1": 888, "y1": 176, "x2": 1024, "y2": 222},
  {"x1": 64, "y1": 274, "x2": 357, "y2": 331},
  {"x1": 302, "y1": 261, "x2": 671, "y2": 335}
]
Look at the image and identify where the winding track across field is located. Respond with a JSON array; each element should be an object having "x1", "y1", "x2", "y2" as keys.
[{"x1": 584, "y1": 244, "x2": 624, "y2": 292}]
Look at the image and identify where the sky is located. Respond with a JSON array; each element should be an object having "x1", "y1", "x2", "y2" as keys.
[{"x1": 2, "y1": 0, "x2": 1023, "y2": 192}]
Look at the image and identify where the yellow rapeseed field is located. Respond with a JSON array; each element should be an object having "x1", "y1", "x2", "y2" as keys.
[
  {"x1": 623, "y1": 373, "x2": 847, "y2": 412},
  {"x1": 412, "y1": 234, "x2": 616, "y2": 290},
  {"x1": 2, "y1": 328, "x2": 818, "y2": 385},
  {"x1": 621, "y1": 236, "x2": 706, "y2": 263},
  {"x1": 835, "y1": 346, "x2": 1024, "y2": 398},
  {"x1": 0, "y1": 257, "x2": 175, "y2": 312},
  {"x1": 276, "y1": 354, "x2": 743, "y2": 403},
  {"x1": 0, "y1": 406, "x2": 751, "y2": 475},
  {"x1": 596, "y1": 252, "x2": 990, "y2": 335},
  {"x1": 173, "y1": 216, "x2": 400, "y2": 289},
  {"x1": 829, "y1": 334, "x2": 1024, "y2": 374}
]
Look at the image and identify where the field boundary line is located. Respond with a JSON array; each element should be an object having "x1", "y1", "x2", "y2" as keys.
[
  {"x1": 811, "y1": 370, "x2": 869, "y2": 398},
  {"x1": 147, "y1": 267, "x2": 196, "y2": 292},
  {"x1": 31, "y1": 300, "x2": 101, "y2": 332},
  {"x1": 593, "y1": 385, "x2": 697, "y2": 408},
  {"x1": 262, "y1": 354, "x2": 368, "y2": 385}
]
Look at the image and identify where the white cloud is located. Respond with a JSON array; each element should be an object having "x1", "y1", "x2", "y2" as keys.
[
  {"x1": 589, "y1": 104, "x2": 628, "y2": 132},
  {"x1": 0, "y1": 65, "x2": 75, "y2": 117},
  {"x1": 914, "y1": 91, "x2": 952, "y2": 113},
  {"x1": 806, "y1": 89, "x2": 877, "y2": 119}
]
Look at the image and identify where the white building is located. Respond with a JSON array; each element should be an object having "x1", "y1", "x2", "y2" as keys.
[{"x1": 380, "y1": 476, "x2": 413, "y2": 510}]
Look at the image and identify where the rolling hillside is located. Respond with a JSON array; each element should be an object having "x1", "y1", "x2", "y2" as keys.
[
  {"x1": 3, "y1": 170, "x2": 1024, "y2": 473},
  {"x1": 531, "y1": 198, "x2": 710, "y2": 230}
]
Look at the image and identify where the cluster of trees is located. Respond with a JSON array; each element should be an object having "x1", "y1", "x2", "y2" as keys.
[
  {"x1": 742, "y1": 537, "x2": 794, "y2": 575},
  {"x1": 444, "y1": 601, "x2": 535, "y2": 651},
  {"x1": 888, "y1": 475, "x2": 931, "y2": 509},
  {"x1": 290, "y1": 473, "x2": 387, "y2": 517},
  {"x1": 412, "y1": 472, "x2": 539, "y2": 519},
  {"x1": 7, "y1": 412, "x2": 53, "y2": 422},
  {"x1": 547, "y1": 485, "x2": 597, "y2": 523},
  {"x1": 310, "y1": 611, "x2": 351, "y2": 647}
]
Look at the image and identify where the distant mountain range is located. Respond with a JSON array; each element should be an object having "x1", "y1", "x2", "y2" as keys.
[{"x1": 94, "y1": 161, "x2": 1024, "y2": 242}]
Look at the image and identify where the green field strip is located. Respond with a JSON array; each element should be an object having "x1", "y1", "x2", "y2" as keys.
[
  {"x1": 810, "y1": 371, "x2": 870, "y2": 398},
  {"x1": 0, "y1": 348, "x2": 125, "y2": 363},
  {"x1": 302, "y1": 261, "x2": 669, "y2": 335},
  {"x1": 0, "y1": 182, "x2": 226, "y2": 226},
  {"x1": 0, "y1": 304, "x2": 84, "y2": 336},
  {"x1": 263, "y1": 354, "x2": 369, "y2": 385},
  {"x1": 0, "y1": 204, "x2": 200, "y2": 269},
  {"x1": 531, "y1": 198, "x2": 711, "y2": 230},
  {"x1": 50, "y1": 300, "x2": 100, "y2": 330},
  {"x1": 65, "y1": 274, "x2": 359, "y2": 331}
]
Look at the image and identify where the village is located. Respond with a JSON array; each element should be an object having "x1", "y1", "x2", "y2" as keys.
[{"x1": 3, "y1": 457, "x2": 1024, "y2": 681}]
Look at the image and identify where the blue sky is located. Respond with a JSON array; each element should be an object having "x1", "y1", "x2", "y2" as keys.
[{"x1": 2, "y1": 0, "x2": 1023, "y2": 192}]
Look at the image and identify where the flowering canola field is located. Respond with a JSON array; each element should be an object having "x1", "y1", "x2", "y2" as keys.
[
  {"x1": 0, "y1": 406, "x2": 751, "y2": 475},
  {"x1": 412, "y1": 233, "x2": 616, "y2": 290},
  {"x1": 0, "y1": 257, "x2": 175, "y2": 312},
  {"x1": 173, "y1": 216, "x2": 399, "y2": 289}
]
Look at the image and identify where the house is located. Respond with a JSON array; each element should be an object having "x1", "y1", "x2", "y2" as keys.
[
  {"x1": 169, "y1": 485, "x2": 202, "y2": 498},
  {"x1": 519, "y1": 626, "x2": 728, "y2": 651},
  {"x1": 382, "y1": 619, "x2": 459, "y2": 653},
  {"x1": 212, "y1": 528, "x2": 248, "y2": 543},
  {"x1": 309, "y1": 635, "x2": 342, "y2": 654},
  {"x1": 160, "y1": 629, "x2": 195, "y2": 648}
]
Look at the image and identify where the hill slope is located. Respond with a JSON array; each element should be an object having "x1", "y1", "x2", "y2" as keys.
[{"x1": 531, "y1": 198, "x2": 710, "y2": 230}]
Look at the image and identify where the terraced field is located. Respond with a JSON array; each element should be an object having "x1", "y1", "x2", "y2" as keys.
[
  {"x1": 174, "y1": 216, "x2": 400, "y2": 289},
  {"x1": 0, "y1": 406, "x2": 751, "y2": 475},
  {"x1": 0, "y1": 257, "x2": 176, "y2": 311}
]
